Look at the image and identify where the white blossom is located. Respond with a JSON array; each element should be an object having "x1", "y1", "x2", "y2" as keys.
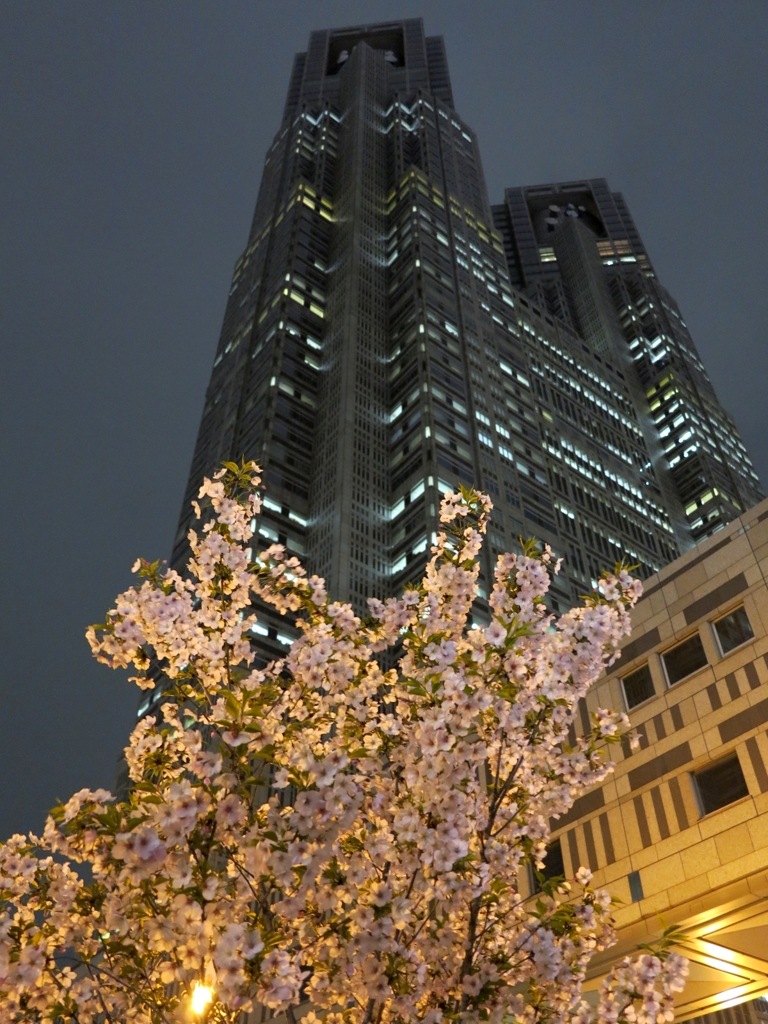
[{"x1": 0, "y1": 460, "x2": 687, "y2": 1024}]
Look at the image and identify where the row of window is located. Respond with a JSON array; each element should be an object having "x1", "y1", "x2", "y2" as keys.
[{"x1": 622, "y1": 605, "x2": 754, "y2": 710}]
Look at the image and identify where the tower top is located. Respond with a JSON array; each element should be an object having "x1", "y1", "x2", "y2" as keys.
[{"x1": 283, "y1": 18, "x2": 454, "y2": 121}]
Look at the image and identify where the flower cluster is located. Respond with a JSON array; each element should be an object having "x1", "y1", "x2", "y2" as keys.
[
  {"x1": 0, "y1": 462, "x2": 686, "y2": 1024},
  {"x1": 576, "y1": 945, "x2": 689, "y2": 1024}
]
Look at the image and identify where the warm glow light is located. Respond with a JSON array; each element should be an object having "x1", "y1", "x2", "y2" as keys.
[{"x1": 191, "y1": 983, "x2": 214, "y2": 1015}]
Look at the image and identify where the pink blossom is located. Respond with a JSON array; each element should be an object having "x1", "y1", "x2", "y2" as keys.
[{"x1": 0, "y1": 464, "x2": 682, "y2": 1024}]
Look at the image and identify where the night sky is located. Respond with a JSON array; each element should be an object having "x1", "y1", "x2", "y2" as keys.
[{"x1": 2, "y1": 1, "x2": 767, "y2": 841}]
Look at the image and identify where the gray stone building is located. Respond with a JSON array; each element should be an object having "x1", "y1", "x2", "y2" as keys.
[
  {"x1": 162, "y1": 18, "x2": 761, "y2": 686},
  {"x1": 492, "y1": 181, "x2": 763, "y2": 542}
]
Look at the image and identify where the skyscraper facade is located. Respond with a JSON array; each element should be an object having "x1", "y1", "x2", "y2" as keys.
[
  {"x1": 168, "y1": 19, "x2": 761, "y2": 672},
  {"x1": 492, "y1": 182, "x2": 763, "y2": 542}
]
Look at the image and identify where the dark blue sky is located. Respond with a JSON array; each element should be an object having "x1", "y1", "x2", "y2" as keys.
[{"x1": 2, "y1": 1, "x2": 767, "y2": 840}]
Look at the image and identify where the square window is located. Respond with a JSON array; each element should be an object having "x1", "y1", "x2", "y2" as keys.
[
  {"x1": 531, "y1": 838, "x2": 564, "y2": 892},
  {"x1": 694, "y1": 754, "x2": 748, "y2": 815},
  {"x1": 662, "y1": 634, "x2": 708, "y2": 686},
  {"x1": 713, "y1": 606, "x2": 754, "y2": 655},
  {"x1": 622, "y1": 664, "x2": 655, "y2": 709}
]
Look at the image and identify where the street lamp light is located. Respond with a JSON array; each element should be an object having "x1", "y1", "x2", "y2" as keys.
[{"x1": 190, "y1": 983, "x2": 214, "y2": 1016}]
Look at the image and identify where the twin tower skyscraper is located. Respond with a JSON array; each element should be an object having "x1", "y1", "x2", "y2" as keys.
[{"x1": 169, "y1": 19, "x2": 762, "y2": 666}]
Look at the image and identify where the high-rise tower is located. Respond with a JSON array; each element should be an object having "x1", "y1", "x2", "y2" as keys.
[
  {"x1": 492, "y1": 181, "x2": 763, "y2": 543},
  {"x1": 166, "y1": 19, "x2": 760, "y2": 679}
]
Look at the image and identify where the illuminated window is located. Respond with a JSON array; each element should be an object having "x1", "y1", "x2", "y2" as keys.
[
  {"x1": 662, "y1": 634, "x2": 707, "y2": 686},
  {"x1": 622, "y1": 663, "x2": 655, "y2": 709},
  {"x1": 713, "y1": 606, "x2": 754, "y2": 655}
]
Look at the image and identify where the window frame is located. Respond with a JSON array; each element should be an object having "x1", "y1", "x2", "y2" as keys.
[
  {"x1": 711, "y1": 604, "x2": 755, "y2": 658},
  {"x1": 530, "y1": 837, "x2": 565, "y2": 894},
  {"x1": 620, "y1": 662, "x2": 656, "y2": 711},
  {"x1": 661, "y1": 631, "x2": 709, "y2": 689},
  {"x1": 692, "y1": 752, "x2": 750, "y2": 817}
]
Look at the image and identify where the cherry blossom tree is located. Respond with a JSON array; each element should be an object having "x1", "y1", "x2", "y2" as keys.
[{"x1": 0, "y1": 461, "x2": 687, "y2": 1023}]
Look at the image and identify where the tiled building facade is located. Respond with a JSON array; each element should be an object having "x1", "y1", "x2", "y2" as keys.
[{"x1": 535, "y1": 497, "x2": 768, "y2": 1019}]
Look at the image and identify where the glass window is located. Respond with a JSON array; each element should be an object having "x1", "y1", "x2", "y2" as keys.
[
  {"x1": 713, "y1": 606, "x2": 754, "y2": 655},
  {"x1": 662, "y1": 634, "x2": 708, "y2": 686},
  {"x1": 531, "y1": 838, "x2": 564, "y2": 892},
  {"x1": 694, "y1": 754, "x2": 748, "y2": 815},
  {"x1": 622, "y1": 664, "x2": 655, "y2": 709}
]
